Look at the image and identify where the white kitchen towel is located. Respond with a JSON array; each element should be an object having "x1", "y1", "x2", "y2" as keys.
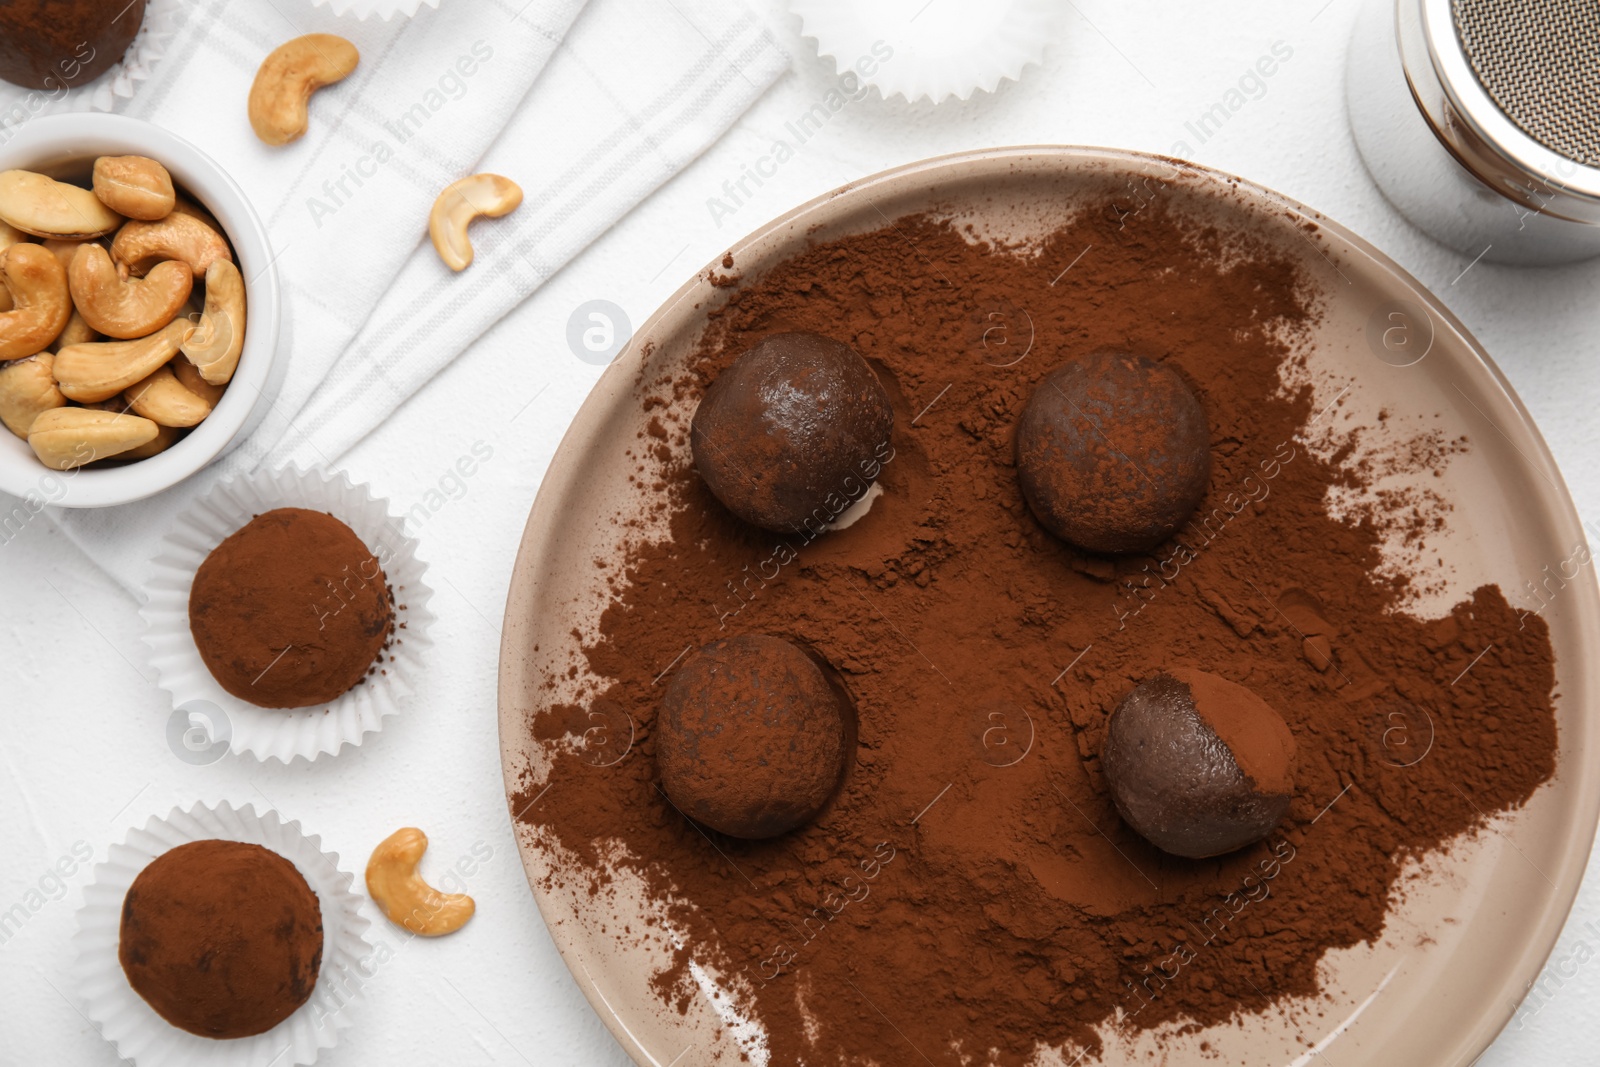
[
  {"x1": 45, "y1": 0, "x2": 788, "y2": 591},
  {"x1": 274, "y1": 3, "x2": 789, "y2": 466}
]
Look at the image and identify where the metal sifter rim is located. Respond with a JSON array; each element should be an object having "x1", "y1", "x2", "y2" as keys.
[{"x1": 1399, "y1": 0, "x2": 1600, "y2": 224}]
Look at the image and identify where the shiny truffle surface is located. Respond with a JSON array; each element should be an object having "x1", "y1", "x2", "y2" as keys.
[
  {"x1": 1100, "y1": 669, "x2": 1295, "y2": 858},
  {"x1": 690, "y1": 332, "x2": 894, "y2": 532},
  {"x1": 1015, "y1": 350, "x2": 1210, "y2": 553},
  {"x1": 119, "y1": 839, "x2": 323, "y2": 1039},
  {"x1": 656, "y1": 634, "x2": 853, "y2": 839}
]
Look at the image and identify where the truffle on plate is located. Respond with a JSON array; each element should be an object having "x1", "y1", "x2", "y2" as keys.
[
  {"x1": 656, "y1": 634, "x2": 854, "y2": 838},
  {"x1": 1015, "y1": 350, "x2": 1210, "y2": 553},
  {"x1": 1100, "y1": 669, "x2": 1295, "y2": 858},
  {"x1": 691, "y1": 331, "x2": 894, "y2": 533}
]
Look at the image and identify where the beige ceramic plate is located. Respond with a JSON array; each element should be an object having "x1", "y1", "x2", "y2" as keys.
[{"x1": 497, "y1": 147, "x2": 1600, "y2": 1066}]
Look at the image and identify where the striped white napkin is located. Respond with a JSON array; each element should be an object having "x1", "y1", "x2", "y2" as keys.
[{"x1": 46, "y1": 0, "x2": 787, "y2": 591}]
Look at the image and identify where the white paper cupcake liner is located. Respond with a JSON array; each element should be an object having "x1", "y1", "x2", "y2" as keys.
[
  {"x1": 139, "y1": 465, "x2": 434, "y2": 763},
  {"x1": 0, "y1": 0, "x2": 183, "y2": 131},
  {"x1": 308, "y1": 0, "x2": 441, "y2": 20},
  {"x1": 790, "y1": 0, "x2": 1063, "y2": 104},
  {"x1": 72, "y1": 800, "x2": 372, "y2": 1067}
]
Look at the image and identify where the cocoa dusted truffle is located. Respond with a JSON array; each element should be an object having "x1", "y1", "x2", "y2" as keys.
[
  {"x1": 189, "y1": 508, "x2": 392, "y2": 709},
  {"x1": 691, "y1": 332, "x2": 894, "y2": 533},
  {"x1": 1015, "y1": 350, "x2": 1210, "y2": 553},
  {"x1": 0, "y1": 0, "x2": 147, "y2": 91},
  {"x1": 656, "y1": 634, "x2": 853, "y2": 838},
  {"x1": 1100, "y1": 669, "x2": 1295, "y2": 858},
  {"x1": 119, "y1": 840, "x2": 323, "y2": 1039}
]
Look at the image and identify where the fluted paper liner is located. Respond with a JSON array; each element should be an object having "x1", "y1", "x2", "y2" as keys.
[
  {"x1": 139, "y1": 465, "x2": 434, "y2": 763},
  {"x1": 72, "y1": 801, "x2": 372, "y2": 1067},
  {"x1": 790, "y1": 0, "x2": 1063, "y2": 104}
]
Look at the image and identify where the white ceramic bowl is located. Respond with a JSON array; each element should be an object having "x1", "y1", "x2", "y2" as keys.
[{"x1": 0, "y1": 114, "x2": 282, "y2": 507}]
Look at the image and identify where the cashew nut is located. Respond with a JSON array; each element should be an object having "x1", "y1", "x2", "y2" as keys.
[
  {"x1": 428, "y1": 174, "x2": 523, "y2": 272},
  {"x1": 69, "y1": 243, "x2": 192, "y2": 339},
  {"x1": 0, "y1": 170, "x2": 123, "y2": 239},
  {"x1": 41, "y1": 238, "x2": 86, "y2": 273},
  {"x1": 118, "y1": 422, "x2": 181, "y2": 460},
  {"x1": 52, "y1": 309, "x2": 98, "y2": 351},
  {"x1": 171, "y1": 355, "x2": 227, "y2": 407},
  {"x1": 365, "y1": 828, "x2": 475, "y2": 937},
  {"x1": 111, "y1": 212, "x2": 232, "y2": 278},
  {"x1": 0, "y1": 243, "x2": 71, "y2": 360},
  {"x1": 0, "y1": 220, "x2": 27, "y2": 313},
  {"x1": 92, "y1": 156, "x2": 176, "y2": 221},
  {"x1": 0, "y1": 354, "x2": 66, "y2": 438},
  {"x1": 53, "y1": 318, "x2": 192, "y2": 402},
  {"x1": 27, "y1": 406, "x2": 158, "y2": 470},
  {"x1": 248, "y1": 34, "x2": 360, "y2": 147},
  {"x1": 170, "y1": 195, "x2": 223, "y2": 235},
  {"x1": 181, "y1": 260, "x2": 246, "y2": 385},
  {"x1": 124, "y1": 363, "x2": 211, "y2": 427}
]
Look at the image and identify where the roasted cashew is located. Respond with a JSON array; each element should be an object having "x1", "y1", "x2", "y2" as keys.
[
  {"x1": 171, "y1": 355, "x2": 226, "y2": 407},
  {"x1": 248, "y1": 34, "x2": 360, "y2": 147},
  {"x1": 124, "y1": 363, "x2": 211, "y2": 427},
  {"x1": 365, "y1": 828, "x2": 475, "y2": 937},
  {"x1": 428, "y1": 174, "x2": 522, "y2": 272},
  {"x1": 181, "y1": 259, "x2": 246, "y2": 385},
  {"x1": 53, "y1": 318, "x2": 192, "y2": 402},
  {"x1": 0, "y1": 220, "x2": 24, "y2": 314},
  {"x1": 119, "y1": 422, "x2": 181, "y2": 460},
  {"x1": 0, "y1": 354, "x2": 66, "y2": 438},
  {"x1": 92, "y1": 156, "x2": 176, "y2": 221},
  {"x1": 111, "y1": 212, "x2": 232, "y2": 278},
  {"x1": 28, "y1": 407, "x2": 158, "y2": 470},
  {"x1": 69, "y1": 243, "x2": 192, "y2": 339},
  {"x1": 52, "y1": 309, "x2": 98, "y2": 351},
  {"x1": 41, "y1": 238, "x2": 86, "y2": 273},
  {"x1": 170, "y1": 195, "x2": 223, "y2": 235},
  {"x1": 0, "y1": 170, "x2": 123, "y2": 239},
  {"x1": 0, "y1": 243, "x2": 71, "y2": 360}
]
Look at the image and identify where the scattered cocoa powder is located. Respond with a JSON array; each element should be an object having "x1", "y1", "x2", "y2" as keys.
[{"x1": 515, "y1": 191, "x2": 1558, "y2": 1063}]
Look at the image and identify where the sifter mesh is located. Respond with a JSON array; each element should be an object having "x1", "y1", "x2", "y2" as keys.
[{"x1": 1452, "y1": 0, "x2": 1600, "y2": 166}]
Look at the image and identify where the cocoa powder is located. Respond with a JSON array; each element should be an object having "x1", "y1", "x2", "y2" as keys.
[
  {"x1": 516, "y1": 193, "x2": 1558, "y2": 1063},
  {"x1": 189, "y1": 508, "x2": 393, "y2": 709}
]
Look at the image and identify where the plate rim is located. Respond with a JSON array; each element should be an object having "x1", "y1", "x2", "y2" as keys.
[{"x1": 496, "y1": 144, "x2": 1600, "y2": 1066}]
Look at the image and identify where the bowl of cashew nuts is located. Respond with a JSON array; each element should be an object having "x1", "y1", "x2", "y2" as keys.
[{"x1": 0, "y1": 113, "x2": 281, "y2": 507}]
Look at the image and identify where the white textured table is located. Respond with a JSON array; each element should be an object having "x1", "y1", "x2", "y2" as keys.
[{"x1": 4, "y1": 2, "x2": 1598, "y2": 1063}]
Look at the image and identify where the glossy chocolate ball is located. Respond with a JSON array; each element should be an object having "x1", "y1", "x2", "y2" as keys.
[
  {"x1": 656, "y1": 634, "x2": 853, "y2": 839},
  {"x1": 1100, "y1": 669, "x2": 1295, "y2": 858},
  {"x1": 691, "y1": 332, "x2": 894, "y2": 533},
  {"x1": 0, "y1": 0, "x2": 147, "y2": 91},
  {"x1": 1015, "y1": 350, "x2": 1210, "y2": 553}
]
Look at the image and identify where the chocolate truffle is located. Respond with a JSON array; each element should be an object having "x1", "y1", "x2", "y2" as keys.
[
  {"x1": 1100, "y1": 669, "x2": 1295, "y2": 858},
  {"x1": 0, "y1": 0, "x2": 147, "y2": 91},
  {"x1": 1015, "y1": 350, "x2": 1210, "y2": 553},
  {"x1": 691, "y1": 332, "x2": 894, "y2": 533},
  {"x1": 188, "y1": 507, "x2": 392, "y2": 709},
  {"x1": 119, "y1": 840, "x2": 323, "y2": 1039},
  {"x1": 656, "y1": 634, "x2": 853, "y2": 839}
]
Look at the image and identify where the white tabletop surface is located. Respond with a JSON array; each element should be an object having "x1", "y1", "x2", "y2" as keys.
[{"x1": 4, "y1": 1, "x2": 1599, "y2": 1064}]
